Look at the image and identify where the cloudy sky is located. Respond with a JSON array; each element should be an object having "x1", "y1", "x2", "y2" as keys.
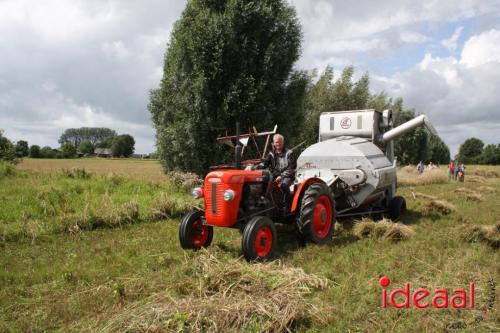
[{"x1": 1, "y1": 0, "x2": 499, "y2": 155}]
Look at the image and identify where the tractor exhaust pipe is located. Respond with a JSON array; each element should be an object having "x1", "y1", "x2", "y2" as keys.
[{"x1": 235, "y1": 122, "x2": 242, "y2": 169}]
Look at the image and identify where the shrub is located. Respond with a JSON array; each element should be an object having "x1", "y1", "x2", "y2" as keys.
[
  {"x1": 0, "y1": 162, "x2": 16, "y2": 178},
  {"x1": 166, "y1": 171, "x2": 202, "y2": 192},
  {"x1": 61, "y1": 168, "x2": 92, "y2": 179}
]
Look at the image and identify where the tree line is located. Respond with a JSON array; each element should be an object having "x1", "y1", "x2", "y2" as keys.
[
  {"x1": 0, "y1": 128, "x2": 135, "y2": 161},
  {"x1": 149, "y1": 0, "x2": 452, "y2": 174},
  {"x1": 457, "y1": 138, "x2": 500, "y2": 165}
]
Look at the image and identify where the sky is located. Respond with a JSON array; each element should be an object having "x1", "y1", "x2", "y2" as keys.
[{"x1": 1, "y1": 0, "x2": 499, "y2": 155}]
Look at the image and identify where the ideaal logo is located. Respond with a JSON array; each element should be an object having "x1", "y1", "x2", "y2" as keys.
[
  {"x1": 379, "y1": 276, "x2": 475, "y2": 309},
  {"x1": 378, "y1": 276, "x2": 496, "y2": 330}
]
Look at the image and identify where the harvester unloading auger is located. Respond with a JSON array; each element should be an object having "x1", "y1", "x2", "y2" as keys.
[{"x1": 179, "y1": 109, "x2": 437, "y2": 261}]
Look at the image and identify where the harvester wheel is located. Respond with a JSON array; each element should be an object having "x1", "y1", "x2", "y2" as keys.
[
  {"x1": 242, "y1": 216, "x2": 277, "y2": 262},
  {"x1": 388, "y1": 196, "x2": 406, "y2": 221},
  {"x1": 299, "y1": 183, "x2": 335, "y2": 244},
  {"x1": 179, "y1": 210, "x2": 213, "y2": 249}
]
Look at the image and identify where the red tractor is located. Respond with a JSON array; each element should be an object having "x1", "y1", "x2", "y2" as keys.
[{"x1": 179, "y1": 124, "x2": 335, "y2": 261}]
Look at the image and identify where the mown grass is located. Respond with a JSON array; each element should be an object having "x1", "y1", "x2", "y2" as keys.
[
  {"x1": 0, "y1": 163, "x2": 196, "y2": 243},
  {"x1": 0, "y1": 160, "x2": 499, "y2": 332}
]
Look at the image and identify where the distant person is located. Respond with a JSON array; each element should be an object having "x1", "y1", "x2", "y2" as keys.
[
  {"x1": 449, "y1": 160, "x2": 455, "y2": 181},
  {"x1": 458, "y1": 163, "x2": 465, "y2": 182},
  {"x1": 417, "y1": 161, "x2": 424, "y2": 174},
  {"x1": 454, "y1": 163, "x2": 460, "y2": 181}
]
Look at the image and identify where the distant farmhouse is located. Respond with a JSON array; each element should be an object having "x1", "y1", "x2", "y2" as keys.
[{"x1": 94, "y1": 148, "x2": 113, "y2": 157}]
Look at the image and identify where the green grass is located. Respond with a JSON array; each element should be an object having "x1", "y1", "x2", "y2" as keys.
[{"x1": 0, "y1": 160, "x2": 499, "y2": 332}]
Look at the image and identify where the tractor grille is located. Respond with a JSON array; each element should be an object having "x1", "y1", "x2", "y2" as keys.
[{"x1": 204, "y1": 183, "x2": 223, "y2": 216}]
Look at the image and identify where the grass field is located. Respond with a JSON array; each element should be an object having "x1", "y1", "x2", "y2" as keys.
[{"x1": 1, "y1": 159, "x2": 499, "y2": 332}]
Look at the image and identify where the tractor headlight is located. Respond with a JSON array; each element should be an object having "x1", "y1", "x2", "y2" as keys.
[
  {"x1": 192, "y1": 187, "x2": 203, "y2": 199},
  {"x1": 223, "y1": 189, "x2": 235, "y2": 201}
]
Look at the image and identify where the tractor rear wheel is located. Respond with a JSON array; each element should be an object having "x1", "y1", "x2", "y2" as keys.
[
  {"x1": 298, "y1": 183, "x2": 335, "y2": 244},
  {"x1": 388, "y1": 196, "x2": 406, "y2": 221},
  {"x1": 242, "y1": 216, "x2": 277, "y2": 262},
  {"x1": 179, "y1": 210, "x2": 213, "y2": 249}
]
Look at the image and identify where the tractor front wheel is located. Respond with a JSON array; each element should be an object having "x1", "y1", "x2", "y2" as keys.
[
  {"x1": 299, "y1": 183, "x2": 335, "y2": 244},
  {"x1": 242, "y1": 216, "x2": 277, "y2": 262},
  {"x1": 179, "y1": 210, "x2": 213, "y2": 249}
]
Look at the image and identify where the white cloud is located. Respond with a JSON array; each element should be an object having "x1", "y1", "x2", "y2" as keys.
[
  {"x1": 0, "y1": 0, "x2": 186, "y2": 153},
  {"x1": 373, "y1": 29, "x2": 500, "y2": 155},
  {"x1": 400, "y1": 31, "x2": 430, "y2": 44},
  {"x1": 460, "y1": 29, "x2": 500, "y2": 67},
  {"x1": 441, "y1": 26, "x2": 464, "y2": 52}
]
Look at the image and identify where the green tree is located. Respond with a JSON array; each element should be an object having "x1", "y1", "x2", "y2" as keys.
[
  {"x1": 428, "y1": 134, "x2": 451, "y2": 164},
  {"x1": 457, "y1": 137, "x2": 484, "y2": 163},
  {"x1": 111, "y1": 134, "x2": 135, "y2": 157},
  {"x1": 78, "y1": 140, "x2": 94, "y2": 155},
  {"x1": 61, "y1": 143, "x2": 77, "y2": 158},
  {"x1": 477, "y1": 144, "x2": 500, "y2": 165},
  {"x1": 15, "y1": 140, "x2": 29, "y2": 157},
  {"x1": 40, "y1": 146, "x2": 56, "y2": 158},
  {"x1": 0, "y1": 131, "x2": 17, "y2": 162},
  {"x1": 149, "y1": 0, "x2": 303, "y2": 174},
  {"x1": 96, "y1": 137, "x2": 114, "y2": 149},
  {"x1": 59, "y1": 127, "x2": 117, "y2": 148},
  {"x1": 29, "y1": 145, "x2": 42, "y2": 158},
  {"x1": 300, "y1": 66, "x2": 370, "y2": 148},
  {"x1": 368, "y1": 94, "x2": 450, "y2": 165}
]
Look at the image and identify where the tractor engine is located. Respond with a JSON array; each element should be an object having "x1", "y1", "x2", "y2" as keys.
[{"x1": 196, "y1": 170, "x2": 270, "y2": 228}]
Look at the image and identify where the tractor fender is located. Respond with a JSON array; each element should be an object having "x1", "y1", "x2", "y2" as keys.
[{"x1": 290, "y1": 177, "x2": 326, "y2": 213}]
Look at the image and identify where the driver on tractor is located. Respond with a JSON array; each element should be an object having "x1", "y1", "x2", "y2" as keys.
[{"x1": 257, "y1": 134, "x2": 296, "y2": 214}]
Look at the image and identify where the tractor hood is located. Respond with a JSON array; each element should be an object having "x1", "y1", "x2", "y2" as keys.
[{"x1": 205, "y1": 170, "x2": 266, "y2": 184}]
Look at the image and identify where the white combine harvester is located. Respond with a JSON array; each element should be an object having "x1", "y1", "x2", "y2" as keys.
[
  {"x1": 180, "y1": 109, "x2": 437, "y2": 261},
  {"x1": 296, "y1": 109, "x2": 437, "y2": 220}
]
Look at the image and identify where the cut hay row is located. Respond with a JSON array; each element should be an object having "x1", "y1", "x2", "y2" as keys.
[
  {"x1": 454, "y1": 187, "x2": 477, "y2": 195},
  {"x1": 352, "y1": 218, "x2": 415, "y2": 242},
  {"x1": 397, "y1": 168, "x2": 448, "y2": 186},
  {"x1": 148, "y1": 192, "x2": 198, "y2": 220},
  {"x1": 97, "y1": 250, "x2": 332, "y2": 332},
  {"x1": 471, "y1": 169, "x2": 499, "y2": 178},
  {"x1": 424, "y1": 200, "x2": 455, "y2": 215},
  {"x1": 466, "y1": 175, "x2": 486, "y2": 183},
  {"x1": 459, "y1": 222, "x2": 500, "y2": 250},
  {"x1": 454, "y1": 187, "x2": 483, "y2": 202},
  {"x1": 478, "y1": 186, "x2": 496, "y2": 193},
  {"x1": 61, "y1": 193, "x2": 197, "y2": 234}
]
